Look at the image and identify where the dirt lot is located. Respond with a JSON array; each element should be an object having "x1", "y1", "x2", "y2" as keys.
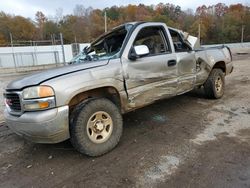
[{"x1": 0, "y1": 55, "x2": 250, "y2": 188}]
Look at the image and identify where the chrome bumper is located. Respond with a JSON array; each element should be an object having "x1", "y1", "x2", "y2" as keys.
[{"x1": 4, "y1": 106, "x2": 70, "y2": 143}]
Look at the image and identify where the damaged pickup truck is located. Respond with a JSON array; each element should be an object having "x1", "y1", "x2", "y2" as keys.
[{"x1": 4, "y1": 22, "x2": 233, "y2": 156}]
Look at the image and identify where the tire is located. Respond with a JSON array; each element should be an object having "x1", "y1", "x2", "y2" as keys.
[
  {"x1": 204, "y1": 68, "x2": 225, "y2": 99},
  {"x1": 70, "y1": 98, "x2": 123, "y2": 156}
]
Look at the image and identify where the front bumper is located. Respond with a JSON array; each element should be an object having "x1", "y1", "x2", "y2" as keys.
[{"x1": 4, "y1": 106, "x2": 70, "y2": 143}]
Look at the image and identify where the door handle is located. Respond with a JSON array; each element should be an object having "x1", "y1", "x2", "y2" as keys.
[{"x1": 168, "y1": 60, "x2": 177, "y2": 67}]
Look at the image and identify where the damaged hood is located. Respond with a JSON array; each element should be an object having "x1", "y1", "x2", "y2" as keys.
[{"x1": 6, "y1": 60, "x2": 109, "y2": 90}]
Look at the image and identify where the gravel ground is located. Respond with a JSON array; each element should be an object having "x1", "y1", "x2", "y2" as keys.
[{"x1": 0, "y1": 54, "x2": 249, "y2": 188}]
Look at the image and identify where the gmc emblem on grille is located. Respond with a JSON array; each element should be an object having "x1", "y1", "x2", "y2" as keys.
[{"x1": 5, "y1": 99, "x2": 13, "y2": 106}]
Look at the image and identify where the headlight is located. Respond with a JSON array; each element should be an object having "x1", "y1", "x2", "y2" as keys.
[
  {"x1": 22, "y1": 86, "x2": 56, "y2": 111},
  {"x1": 23, "y1": 86, "x2": 54, "y2": 99}
]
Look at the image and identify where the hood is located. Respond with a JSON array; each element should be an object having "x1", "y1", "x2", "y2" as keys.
[{"x1": 6, "y1": 60, "x2": 108, "y2": 90}]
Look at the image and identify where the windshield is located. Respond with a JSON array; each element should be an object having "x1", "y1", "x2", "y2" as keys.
[{"x1": 71, "y1": 25, "x2": 129, "y2": 64}]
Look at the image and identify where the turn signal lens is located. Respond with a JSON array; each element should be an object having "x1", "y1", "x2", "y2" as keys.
[{"x1": 38, "y1": 101, "x2": 50, "y2": 109}]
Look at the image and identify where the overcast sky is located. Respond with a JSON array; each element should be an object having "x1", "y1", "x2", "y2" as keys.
[{"x1": 1, "y1": 0, "x2": 249, "y2": 19}]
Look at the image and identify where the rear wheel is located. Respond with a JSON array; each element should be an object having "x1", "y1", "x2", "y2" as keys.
[
  {"x1": 70, "y1": 98, "x2": 123, "y2": 156},
  {"x1": 204, "y1": 68, "x2": 225, "y2": 99}
]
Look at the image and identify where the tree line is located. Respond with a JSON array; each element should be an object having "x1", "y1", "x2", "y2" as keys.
[{"x1": 0, "y1": 3, "x2": 249, "y2": 46}]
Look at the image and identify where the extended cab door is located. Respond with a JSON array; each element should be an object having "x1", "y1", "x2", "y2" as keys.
[
  {"x1": 169, "y1": 28, "x2": 196, "y2": 94},
  {"x1": 121, "y1": 24, "x2": 178, "y2": 109}
]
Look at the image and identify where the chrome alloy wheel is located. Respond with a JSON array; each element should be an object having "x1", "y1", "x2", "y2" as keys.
[{"x1": 86, "y1": 111, "x2": 113, "y2": 144}]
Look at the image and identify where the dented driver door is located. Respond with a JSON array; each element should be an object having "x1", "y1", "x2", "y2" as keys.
[{"x1": 121, "y1": 24, "x2": 178, "y2": 109}]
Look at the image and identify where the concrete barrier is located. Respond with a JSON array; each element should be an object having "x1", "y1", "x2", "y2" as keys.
[
  {"x1": 0, "y1": 43, "x2": 90, "y2": 69},
  {"x1": 202, "y1": 42, "x2": 250, "y2": 54},
  {"x1": 0, "y1": 64, "x2": 64, "y2": 74}
]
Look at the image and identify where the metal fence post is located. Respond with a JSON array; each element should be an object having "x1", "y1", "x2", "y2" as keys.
[
  {"x1": 10, "y1": 33, "x2": 17, "y2": 72},
  {"x1": 54, "y1": 51, "x2": 58, "y2": 67}
]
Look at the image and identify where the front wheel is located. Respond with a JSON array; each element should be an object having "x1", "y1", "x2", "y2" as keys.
[
  {"x1": 70, "y1": 98, "x2": 123, "y2": 156},
  {"x1": 204, "y1": 68, "x2": 225, "y2": 99}
]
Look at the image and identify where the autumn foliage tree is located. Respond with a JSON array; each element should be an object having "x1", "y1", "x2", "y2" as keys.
[
  {"x1": 35, "y1": 11, "x2": 47, "y2": 39},
  {"x1": 0, "y1": 12, "x2": 36, "y2": 45},
  {"x1": 0, "y1": 3, "x2": 249, "y2": 46}
]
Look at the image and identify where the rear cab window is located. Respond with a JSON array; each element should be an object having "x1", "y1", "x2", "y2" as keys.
[{"x1": 169, "y1": 28, "x2": 192, "y2": 52}]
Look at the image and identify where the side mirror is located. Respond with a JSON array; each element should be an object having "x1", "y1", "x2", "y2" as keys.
[
  {"x1": 128, "y1": 45, "x2": 149, "y2": 60},
  {"x1": 134, "y1": 45, "x2": 150, "y2": 56}
]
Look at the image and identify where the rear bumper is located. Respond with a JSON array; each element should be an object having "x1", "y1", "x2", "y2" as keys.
[{"x1": 4, "y1": 106, "x2": 70, "y2": 143}]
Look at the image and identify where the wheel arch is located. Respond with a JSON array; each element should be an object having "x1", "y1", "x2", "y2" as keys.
[
  {"x1": 212, "y1": 61, "x2": 226, "y2": 73},
  {"x1": 68, "y1": 86, "x2": 122, "y2": 113}
]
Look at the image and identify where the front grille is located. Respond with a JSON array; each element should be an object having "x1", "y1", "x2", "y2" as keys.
[{"x1": 4, "y1": 93, "x2": 22, "y2": 112}]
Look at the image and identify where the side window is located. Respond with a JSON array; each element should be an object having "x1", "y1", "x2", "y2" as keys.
[
  {"x1": 169, "y1": 29, "x2": 191, "y2": 52},
  {"x1": 133, "y1": 27, "x2": 170, "y2": 56}
]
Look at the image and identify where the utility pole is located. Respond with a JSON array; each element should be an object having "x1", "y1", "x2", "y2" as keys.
[
  {"x1": 198, "y1": 18, "x2": 202, "y2": 45},
  {"x1": 51, "y1": 34, "x2": 54, "y2": 45},
  {"x1": 104, "y1": 11, "x2": 107, "y2": 33},
  {"x1": 60, "y1": 33, "x2": 66, "y2": 65},
  {"x1": 241, "y1": 25, "x2": 245, "y2": 43},
  {"x1": 198, "y1": 23, "x2": 201, "y2": 44},
  {"x1": 74, "y1": 35, "x2": 77, "y2": 43}
]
